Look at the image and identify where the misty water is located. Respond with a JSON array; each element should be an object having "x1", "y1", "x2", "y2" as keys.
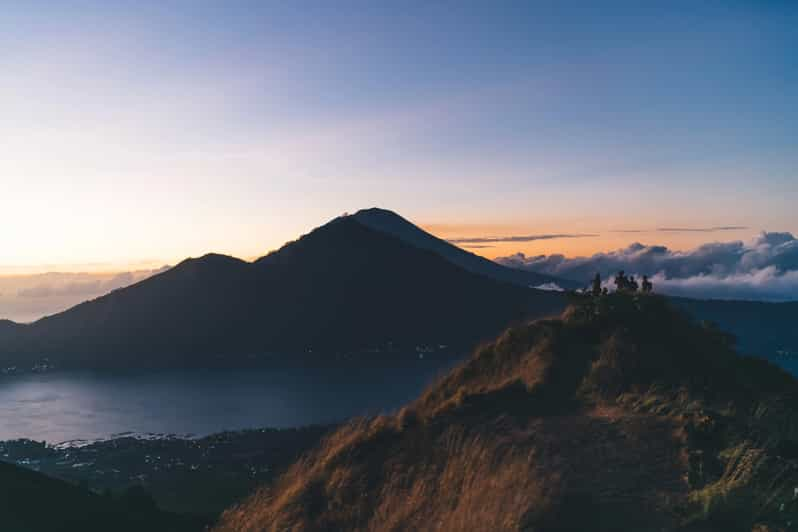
[{"x1": 0, "y1": 359, "x2": 453, "y2": 444}]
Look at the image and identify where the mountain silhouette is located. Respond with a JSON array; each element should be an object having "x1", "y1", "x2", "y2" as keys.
[
  {"x1": 0, "y1": 214, "x2": 565, "y2": 369},
  {"x1": 352, "y1": 207, "x2": 579, "y2": 289},
  {"x1": 1, "y1": 209, "x2": 796, "y2": 372},
  {"x1": 215, "y1": 294, "x2": 798, "y2": 532}
]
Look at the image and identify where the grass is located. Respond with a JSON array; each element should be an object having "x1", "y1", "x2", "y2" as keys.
[{"x1": 214, "y1": 294, "x2": 798, "y2": 532}]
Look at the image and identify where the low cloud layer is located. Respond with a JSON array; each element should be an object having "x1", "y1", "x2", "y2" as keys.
[
  {"x1": 16, "y1": 272, "x2": 137, "y2": 299},
  {"x1": 0, "y1": 267, "x2": 169, "y2": 323},
  {"x1": 496, "y1": 232, "x2": 798, "y2": 301},
  {"x1": 448, "y1": 233, "x2": 597, "y2": 244}
]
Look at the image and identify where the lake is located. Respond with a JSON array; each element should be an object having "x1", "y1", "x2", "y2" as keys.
[{"x1": 0, "y1": 359, "x2": 454, "y2": 443}]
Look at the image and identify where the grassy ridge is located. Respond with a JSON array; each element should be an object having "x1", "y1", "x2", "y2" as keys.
[{"x1": 215, "y1": 294, "x2": 798, "y2": 531}]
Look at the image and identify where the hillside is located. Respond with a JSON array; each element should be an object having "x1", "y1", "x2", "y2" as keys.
[
  {"x1": 216, "y1": 294, "x2": 798, "y2": 532},
  {"x1": 352, "y1": 208, "x2": 580, "y2": 289},
  {"x1": 0, "y1": 215, "x2": 565, "y2": 369},
  {"x1": 673, "y1": 297, "x2": 798, "y2": 372},
  {"x1": 0, "y1": 460, "x2": 204, "y2": 532}
]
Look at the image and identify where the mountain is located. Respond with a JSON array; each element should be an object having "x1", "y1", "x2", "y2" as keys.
[
  {"x1": 353, "y1": 208, "x2": 798, "y2": 369},
  {"x1": 0, "y1": 460, "x2": 203, "y2": 532},
  {"x1": 215, "y1": 294, "x2": 798, "y2": 532},
  {"x1": 673, "y1": 297, "x2": 798, "y2": 373},
  {"x1": 0, "y1": 215, "x2": 566, "y2": 369},
  {"x1": 1, "y1": 208, "x2": 795, "y2": 373},
  {"x1": 352, "y1": 207, "x2": 580, "y2": 289}
]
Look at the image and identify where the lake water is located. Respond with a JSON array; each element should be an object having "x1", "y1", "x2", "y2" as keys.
[{"x1": 0, "y1": 360, "x2": 454, "y2": 444}]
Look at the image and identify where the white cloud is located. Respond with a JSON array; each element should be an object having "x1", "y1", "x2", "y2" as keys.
[
  {"x1": 533, "y1": 282, "x2": 565, "y2": 292},
  {"x1": 497, "y1": 232, "x2": 798, "y2": 301}
]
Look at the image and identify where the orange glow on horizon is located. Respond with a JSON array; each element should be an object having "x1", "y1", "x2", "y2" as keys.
[{"x1": 421, "y1": 224, "x2": 758, "y2": 261}]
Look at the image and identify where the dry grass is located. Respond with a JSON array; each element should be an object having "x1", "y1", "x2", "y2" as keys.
[
  {"x1": 215, "y1": 295, "x2": 798, "y2": 532},
  {"x1": 215, "y1": 421, "x2": 551, "y2": 532}
]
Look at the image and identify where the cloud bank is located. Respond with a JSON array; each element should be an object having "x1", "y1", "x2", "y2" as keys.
[
  {"x1": 448, "y1": 233, "x2": 597, "y2": 244},
  {"x1": 610, "y1": 226, "x2": 748, "y2": 234},
  {"x1": 496, "y1": 232, "x2": 798, "y2": 301},
  {"x1": 0, "y1": 267, "x2": 169, "y2": 323},
  {"x1": 16, "y1": 272, "x2": 137, "y2": 299}
]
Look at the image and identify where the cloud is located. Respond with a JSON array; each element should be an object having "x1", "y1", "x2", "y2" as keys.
[
  {"x1": 496, "y1": 231, "x2": 798, "y2": 301},
  {"x1": 656, "y1": 226, "x2": 748, "y2": 233},
  {"x1": 609, "y1": 226, "x2": 748, "y2": 233},
  {"x1": 534, "y1": 282, "x2": 565, "y2": 292},
  {"x1": 1, "y1": 266, "x2": 171, "y2": 322},
  {"x1": 647, "y1": 268, "x2": 798, "y2": 301},
  {"x1": 17, "y1": 272, "x2": 140, "y2": 299},
  {"x1": 448, "y1": 233, "x2": 598, "y2": 244}
]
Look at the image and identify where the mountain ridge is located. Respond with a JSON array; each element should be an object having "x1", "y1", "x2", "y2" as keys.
[
  {"x1": 215, "y1": 293, "x2": 798, "y2": 532},
  {"x1": 352, "y1": 207, "x2": 580, "y2": 289},
  {"x1": 1, "y1": 208, "x2": 796, "y2": 374},
  {"x1": 0, "y1": 214, "x2": 565, "y2": 369}
]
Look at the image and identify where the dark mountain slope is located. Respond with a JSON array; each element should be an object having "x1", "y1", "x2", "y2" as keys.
[
  {"x1": 0, "y1": 460, "x2": 203, "y2": 532},
  {"x1": 0, "y1": 217, "x2": 566, "y2": 369},
  {"x1": 2, "y1": 209, "x2": 794, "y2": 374},
  {"x1": 216, "y1": 294, "x2": 798, "y2": 532},
  {"x1": 351, "y1": 209, "x2": 798, "y2": 370},
  {"x1": 673, "y1": 297, "x2": 798, "y2": 370},
  {"x1": 1, "y1": 253, "x2": 257, "y2": 367},
  {"x1": 352, "y1": 207, "x2": 580, "y2": 289}
]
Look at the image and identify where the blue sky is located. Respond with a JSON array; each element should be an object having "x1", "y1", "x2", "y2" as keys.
[{"x1": 1, "y1": 0, "x2": 796, "y2": 269}]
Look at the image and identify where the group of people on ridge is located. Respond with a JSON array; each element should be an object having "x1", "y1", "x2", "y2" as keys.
[{"x1": 590, "y1": 271, "x2": 653, "y2": 296}]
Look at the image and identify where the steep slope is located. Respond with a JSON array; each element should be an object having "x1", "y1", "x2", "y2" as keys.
[
  {"x1": 0, "y1": 460, "x2": 203, "y2": 532},
  {"x1": 216, "y1": 294, "x2": 798, "y2": 532},
  {"x1": 0, "y1": 216, "x2": 566, "y2": 369},
  {"x1": 352, "y1": 208, "x2": 581, "y2": 289}
]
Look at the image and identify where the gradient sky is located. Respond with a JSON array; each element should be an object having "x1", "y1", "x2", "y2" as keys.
[{"x1": 2, "y1": 0, "x2": 797, "y2": 272}]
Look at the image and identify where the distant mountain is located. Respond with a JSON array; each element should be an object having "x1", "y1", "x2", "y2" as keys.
[
  {"x1": 1, "y1": 209, "x2": 796, "y2": 373},
  {"x1": 215, "y1": 294, "x2": 798, "y2": 532},
  {"x1": 0, "y1": 215, "x2": 565, "y2": 369},
  {"x1": 0, "y1": 460, "x2": 202, "y2": 532},
  {"x1": 672, "y1": 297, "x2": 798, "y2": 373},
  {"x1": 353, "y1": 207, "x2": 581, "y2": 289}
]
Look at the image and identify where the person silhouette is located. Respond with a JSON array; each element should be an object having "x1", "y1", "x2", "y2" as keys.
[
  {"x1": 642, "y1": 275, "x2": 653, "y2": 293},
  {"x1": 591, "y1": 273, "x2": 602, "y2": 296},
  {"x1": 614, "y1": 271, "x2": 627, "y2": 292}
]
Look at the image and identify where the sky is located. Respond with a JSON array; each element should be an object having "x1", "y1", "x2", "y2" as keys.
[{"x1": 1, "y1": 2, "x2": 796, "y2": 279}]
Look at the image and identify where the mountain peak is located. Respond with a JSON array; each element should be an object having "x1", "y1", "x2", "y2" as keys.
[
  {"x1": 176, "y1": 253, "x2": 247, "y2": 267},
  {"x1": 351, "y1": 206, "x2": 406, "y2": 219},
  {"x1": 351, "y1": 207, "x2": 580, "y2": 290},
  {"x1": 0, "y1": 211, "x2": 566, "y2": 369}
]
